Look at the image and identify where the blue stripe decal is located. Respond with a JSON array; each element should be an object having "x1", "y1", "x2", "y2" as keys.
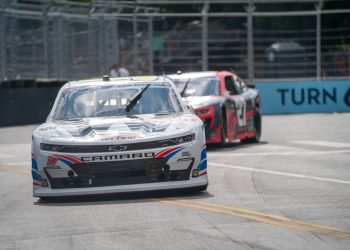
[
  {"x1": 31, "y1": 158, "x2": 38, "y2": 171},
  {"x1": 165, "y1": 148, "x2": 184, "y2": 159},
  {"x1": 59, "y1": 158, "x2": 73, "y2": 167},
  {"x1": 31, "y1": 170, "x2": 42, "y2": 181},
  {"x1": 198, "y1": 160, "x2": 207, "y2": 171},
  {"x1": 201, "y1": 148, "x2": 207, "y2": 161}
]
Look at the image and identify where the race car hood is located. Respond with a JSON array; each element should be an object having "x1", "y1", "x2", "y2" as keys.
[
  {"x1": 33, "y1": 113, "x2": 201, "y2": 144},
  {"x1": 183, "y1": 96, "x2": 222, "y2": 109}
]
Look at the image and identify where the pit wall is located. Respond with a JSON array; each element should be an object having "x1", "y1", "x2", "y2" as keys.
[
  {"x1": 255, "y1": 80, "x2": 350, "y2": 114},
  {"x1": 0, "y1": 80, "x2": 66, "y2": 127}
]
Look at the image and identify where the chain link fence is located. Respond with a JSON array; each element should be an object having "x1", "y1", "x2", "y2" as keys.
[{"x1": 0, "y1": 0, "x2": 349, "y2": 82}]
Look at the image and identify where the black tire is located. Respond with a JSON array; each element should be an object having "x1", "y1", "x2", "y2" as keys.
[
  {"x1": 39, "y1": 197, "x2": 53, "y2": 202},
  {"x1": 241, "y1": 106, "x2": 261, "y2": 143},
  {"x1": 191, "y1": 185, "x2": 208, "y2": 192},
  {"x1": 219, "y1": 111, "x2": 228, "y2": 147}
]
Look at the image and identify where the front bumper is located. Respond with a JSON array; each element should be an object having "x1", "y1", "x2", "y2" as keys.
[{"x1": 33, "y1": 176, "x2": 208, "y2": 197}]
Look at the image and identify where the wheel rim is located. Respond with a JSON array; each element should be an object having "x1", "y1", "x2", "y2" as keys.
[{"x1": 254, "y1": 111, "x2": 261, "y2": 139}]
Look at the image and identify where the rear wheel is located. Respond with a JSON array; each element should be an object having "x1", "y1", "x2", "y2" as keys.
[{"x1": 241, "y1": 106, "x2": 261, "y2": 143}]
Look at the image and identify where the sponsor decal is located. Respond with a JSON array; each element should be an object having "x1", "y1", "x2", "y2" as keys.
[
  {"x1": 52, "y1": 147, "x2": 185, "y2": 164},
  {"x1": 81, "y1": 152, "x2": 155, "y2": 162},
  {"x1": 101, "y1": 135, "x2": 141, "y2": 141},
  {"x1": 182, "y1": 151, "x2": 191, "y2": 157}
]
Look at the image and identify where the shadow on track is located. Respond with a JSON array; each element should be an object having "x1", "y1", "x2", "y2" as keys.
[{"x1": 33, "y1": 188, "x2": 213, "y2": 206}]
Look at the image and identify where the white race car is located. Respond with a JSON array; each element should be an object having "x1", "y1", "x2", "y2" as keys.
[{"x1": 31, "y1": 76, "x2": 208, "y2": 199}]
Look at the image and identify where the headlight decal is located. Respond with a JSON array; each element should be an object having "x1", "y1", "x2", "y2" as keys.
[{"x1": 40, "y1": 133, "x2": 196, "y2": 153}]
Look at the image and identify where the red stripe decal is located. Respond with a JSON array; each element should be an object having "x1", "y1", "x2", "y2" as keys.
[
  {"x1": 33, "y1": 182, "x2": 42, "y2": 186},
  {"x1": 154, "y1": 149, "x2": 168, "y2": 158},
  {"x1": 58, "y1": 155, "x2": 82, "y2": 164},
  {"x1": 199, "y1": 171, "x2": 207, "y2": 176},
  {"x1": 157, "y1": 148, "x2": 175, "y2": 158},
  {"x1": 157, "y1": 147, "x2": 182, "y2": 158}
]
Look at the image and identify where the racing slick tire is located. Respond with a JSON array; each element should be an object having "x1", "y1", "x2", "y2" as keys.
[
  {"x1": 219, "y1": 111, "x2": 228, "y2": 147},
  {"x1": 241, "y1": 106, "x2": 261, "y2": 143},
  {"x1": 190, "y1": 184, "x2": 208, "y2": 193},
  {"x1": 39, "y1": 197, "x2": 54, "y2": 202}
]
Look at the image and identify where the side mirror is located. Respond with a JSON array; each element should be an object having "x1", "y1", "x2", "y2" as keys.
[
  {"x1": 186, "y1": 104, "x2": 195, "y2": 114},
  {"x1": 247, "y1": 84, "x2": 255, "y2": 89}
]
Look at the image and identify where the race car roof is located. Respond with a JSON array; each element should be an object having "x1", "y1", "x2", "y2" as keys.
[
  {"x1": 167, "y1": 71, "x2": 218, "y2": 79},
  {"x1": 65, "y1": 75, "x2": 168, "y2": 88}
]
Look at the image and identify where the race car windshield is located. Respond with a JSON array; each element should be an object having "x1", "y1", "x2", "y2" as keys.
[
  {"x1": 54, "y1": 82, "x2": 183, "y2": 120},
  {"x1": 173, "y1": 76, "x2": 220, "y2": 97}
]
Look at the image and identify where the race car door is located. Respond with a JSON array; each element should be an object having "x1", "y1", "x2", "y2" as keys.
[
  {"x1": 223, "y1": 75, "x2": 245, "y2": 140},
  {"x1": 224, "y1": 75, "x2": 247, "y2": 139},
  {"x1": 234, "y1": 76, "x2": 256, "y2": 132}
]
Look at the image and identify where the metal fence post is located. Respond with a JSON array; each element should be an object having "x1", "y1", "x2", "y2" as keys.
[
  {"x1": 43, "y1": 13, "x2": 49, "y2": 78},
  {"x1": 43, "y1": 2, "x2": 51, "y2": 78},
  {"x1": 57, "y1": 15, "x2": 65, "y2": 79},
  {"x1": 113, "y1": 17, "x2": 119, "y2": 66},
  {"x1": 246, "y1": 1, "x2": 255, "y2": 83},
  {"x1": 133, "y1": 13, "x2": 138, "y2": 74},
  {"x1": 316, "y1": 0, "x2": 324, "y2": 81},
  {"x1": 0, "y1": 8, "x2": 6, "y2": 80},
  {"x1": 148, "y1": 16, "x2": 154, "y2": 75},
  {"x1": 88, "y1": 8, "x2": 95, "y2": 76},
  {"x1": 201, "y1": 1, "x2": 209, "y2": 71},
  {"x1": 52, "y1": 16, "x2": 59, "y2": 78},
  {"x1": 98, "y1": 17, "x2": 105, "y2": 75}
]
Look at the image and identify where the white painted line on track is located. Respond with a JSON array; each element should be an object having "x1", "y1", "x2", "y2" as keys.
[
  {"x1": 292, "y1": 140, "x2": 350, "y2": 148},
  {"x1": 210, "y1": 162, "x2": 350, "y2": 185},
  {"x1": 208, "y1": 149, "x2": 350, "y2": 157},
  {"x1": 0, "y1": 153, "x2": 17, "y2": 159}
]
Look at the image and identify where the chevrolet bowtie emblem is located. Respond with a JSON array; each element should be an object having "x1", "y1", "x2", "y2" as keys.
[{"x1": 108, "y1": 145, "x2": 127, "y2": 151}]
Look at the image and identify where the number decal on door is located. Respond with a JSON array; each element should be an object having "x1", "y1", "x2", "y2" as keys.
[{"x1": 235, "y1": 98, "x2": 246, "y2": 127}]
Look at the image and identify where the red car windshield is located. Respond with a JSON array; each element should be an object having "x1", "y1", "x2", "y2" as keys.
[{"x1": 173, "y1": 76, "x2": 220, "y2": 97}]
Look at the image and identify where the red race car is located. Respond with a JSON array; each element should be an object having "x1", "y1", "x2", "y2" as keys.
[{"x1": 169, "y1": 71, "x2": 261, "y2": 145}]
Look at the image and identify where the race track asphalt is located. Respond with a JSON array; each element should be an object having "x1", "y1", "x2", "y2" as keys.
[{"x1": 0, "y1": 113, "x2": 349, "y2": 250}]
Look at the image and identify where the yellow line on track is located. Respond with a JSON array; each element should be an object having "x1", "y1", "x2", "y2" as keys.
[
  {"x1": 171, "y1": 198, "x2": 350, "y2": 234},
  {"x1": 0, "y1": 165, "x2": 30, "y2": 176},
  {"x1": 156, "y1": 198, "x2": 350, "y2": 240}
]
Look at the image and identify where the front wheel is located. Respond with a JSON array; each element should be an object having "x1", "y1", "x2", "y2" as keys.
[
  {"x1": 241, "y1": 107, "x2": 261, "y2": 143},
  {"x1": 219, "y1": 111, "x2": 228, "y2": 147},
  {"x1": 191, "y1": 185, "x2": 208, "y2": 193}
]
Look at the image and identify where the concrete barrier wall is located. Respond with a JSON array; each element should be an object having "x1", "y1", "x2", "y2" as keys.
[
  {"x1": 0, "y1": 80, "x2": 65, "y2": 127},
  {"x1": 255, "y1": 80, "x2": 350, "y2": 114},
  {"x1": 1, "y1": 79, "x2": 350, "y2": 126}
]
